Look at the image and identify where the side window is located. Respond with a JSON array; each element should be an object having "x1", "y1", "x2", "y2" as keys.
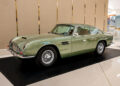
[
  {"x1": 90, "y1": 28, "x2": 98, "y2": 35},
  {"x1": 90, "y1": 27, "x2": 103, "y2": 35},
  {"x1": 98, "y1": 30, "x2": 103, "y2": 34},
  {"x1": 77, "y1": 26, "x2": 90, "y2": 35}
]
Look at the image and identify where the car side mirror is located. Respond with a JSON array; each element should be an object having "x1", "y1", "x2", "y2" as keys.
[{"x1": 73, "y1": 33, "x2": 79, "y2": 37}]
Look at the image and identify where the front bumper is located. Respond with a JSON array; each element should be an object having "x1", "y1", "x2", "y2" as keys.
[{"x1": 9, "y1": 49, "x2": 34, "y2": 59}]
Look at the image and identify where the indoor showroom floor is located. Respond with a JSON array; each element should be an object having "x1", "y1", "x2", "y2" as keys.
[{"x1": 0, "y1": 28, "x2": 120, "y2": 86}]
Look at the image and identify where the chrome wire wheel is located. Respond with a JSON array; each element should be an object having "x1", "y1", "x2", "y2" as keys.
[
  {"x1": 41, "y1": 50, "x2": 55, "y2": 65},
  {"x1": 97, "y1": 42, "x2": 105, "y2": 54},
  {"x1": 36, "y1": 46, "x2": 58, "y2": 67}
]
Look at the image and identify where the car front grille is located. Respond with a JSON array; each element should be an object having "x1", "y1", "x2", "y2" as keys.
[{"x1": 10, "y1": 43, "x2": 21, "y2": 53}]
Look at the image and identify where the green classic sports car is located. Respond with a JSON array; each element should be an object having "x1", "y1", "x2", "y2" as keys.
[{"x1": 9, "y1": 24, "x2": 113, "y2": 67}]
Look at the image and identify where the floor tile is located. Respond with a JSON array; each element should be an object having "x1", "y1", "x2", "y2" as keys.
[
  {"x1": 28, "y1": 64, "x2": 110, "y2": 86},
  {"x1": 0, "y1": 72, "x2": 13, "y2": 86},
  {"x1": 0, "y1": 49, "x2": 12, "y2": 58},
  {"x1": 108, "y1": 42, "x2": 120, "y2": 50},
  {"x1": 100, "y1": 56, "x2": 120, "y2": 86}
]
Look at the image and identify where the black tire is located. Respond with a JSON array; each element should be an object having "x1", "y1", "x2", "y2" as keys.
[
  {"x1": 95, "y1": 41, "x2": 105, "y2": 56},
  {"x1": 35, "y1": 46, "x2": 58, "y2": 67}
]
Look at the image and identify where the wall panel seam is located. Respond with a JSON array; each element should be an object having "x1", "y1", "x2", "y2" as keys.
[
  {"x1": 72, "y1": 0, "x2": 74, "y2": 23},
  {"x1": 103, "y1": 3, "x2": 106, "y2": 31},
  {"x1": 94, "y1": 3, "x2": 97, "y2": 26},
  {"x1": 56, "y1": 0, "x2": 59, "y2": 24},
  {"x1": 14, "y1": 0, "x2": 19, "y2": 36},
  {"x1": 84, "y1": 4, "x2": 86, "y2": 25},
  {"x1": 38, "y1": 0, "x2": 40, "y2": 34}
]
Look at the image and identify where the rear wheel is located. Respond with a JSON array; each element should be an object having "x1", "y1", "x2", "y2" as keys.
[
  {"x1": 35, "y1": 46, "x2": 58, "y2": 67},
  {"x1": 95, "y1": 41, "x2": 105, "y2": 56}
]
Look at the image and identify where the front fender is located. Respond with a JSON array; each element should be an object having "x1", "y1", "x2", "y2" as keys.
[{"x1": 23, "y1": 40, "x2": 56, "y2": 56}]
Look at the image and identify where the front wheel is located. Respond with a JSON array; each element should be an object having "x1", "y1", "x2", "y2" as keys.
[
  {"x1": 95, "y1": 41, "x2": 105, "y2": 56},
  {"x1": 35, "y1": 46, "x2": 58, "y2": 67}
]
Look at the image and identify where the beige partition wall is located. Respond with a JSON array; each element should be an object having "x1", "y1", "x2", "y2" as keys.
[
  {"x1": 40, "y1": 0, "x2": 57, "y2": 33},
  {"x1": 104, "y1": 0, "x2": 108, "y2": 31},
  {"x1": 73, "y1": 0, "x2": 84, "y2": 24},
  {"x1": 85, "y1": 0, "x2": 95, "y2": 26},
  {"x1": 0, "y1": 0, "x2": 108, "y2": 48},
  {"x1": 17, "y1": 0, "x2": 38, "y2": 35},
  {"x1": 96, "y1": 0, "x2": 105, "y2": 30},
  {"x1": 58, "y1": 0, "x2": 72, "y2": 24},
  {"x1": 0, "y1": 0, "x2": 16, "y2": 49}
]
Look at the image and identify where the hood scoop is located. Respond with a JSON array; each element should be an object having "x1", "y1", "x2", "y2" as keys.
[{"x1": 22, "y1": 36, "x2": 27, "y2": 39}]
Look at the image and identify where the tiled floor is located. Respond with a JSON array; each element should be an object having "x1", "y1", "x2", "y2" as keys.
[
  {"x1": 29, "y1": 63, "x2": 110, "y2": 86},
  {"x1": 0, "y1": 72, "x2": 13, "y2": 86},
  {"x1": 1, "y1": 54, "x2": 120, "y2": 86},
  {"x1": 100, "y1": 57, "x2": 120, "y2": 86},
  {"x1": 0, "y1": 49, "x2": 12, "y2": 58},
  {"x1": 108, "y1": 41, "x2": 120, "y2": 50},
  {"x1": 28, "y1": 56, "x2": 120, "y2": 86},
  {"x1": 0, "y1": 51, "x2": 119, "y2": 86}
]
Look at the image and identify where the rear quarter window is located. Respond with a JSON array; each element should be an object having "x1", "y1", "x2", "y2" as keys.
[{"x1": 90, "y1": 27, "x2": 103, "y2": 35}]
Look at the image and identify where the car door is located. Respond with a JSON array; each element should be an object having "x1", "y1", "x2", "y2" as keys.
[
  {"x1": 71, "y1": 25, "x2": 90, "y2": 53},
  {"x1": 57, "y1": 25, "x2": 74, "y2": 57},
  {"x1": 88, "y1": 27, "x2": 100, "y2": 49}
]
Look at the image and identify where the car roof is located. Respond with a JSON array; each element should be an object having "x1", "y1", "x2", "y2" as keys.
[{"x1": 57, "y1": 24, "x2": 95, "y2": 28}]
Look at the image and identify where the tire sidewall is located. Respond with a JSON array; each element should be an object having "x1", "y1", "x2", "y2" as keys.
[
  {"x1": 96, "y1": 41, "x2": 105, "y2": 56},
  {"x1": 36, "y1": 46, "x2": 58, "y2": 67}
]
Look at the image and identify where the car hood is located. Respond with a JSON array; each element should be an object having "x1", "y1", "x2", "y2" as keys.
[
  {"x1": 12, "y1": 33, "x2": 63, "y2": 50},
  {"x1": 22, "y1": 33, "x2": 63, "y2": 41}
]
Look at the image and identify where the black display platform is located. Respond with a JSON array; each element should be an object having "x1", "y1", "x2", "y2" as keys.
[{"x1": 0, "y1": 48, "x2": 120, "y2": 86}]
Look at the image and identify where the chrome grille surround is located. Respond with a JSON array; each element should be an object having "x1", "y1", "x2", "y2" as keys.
[{"x1": 10, "y1": 43, "x2": 21, "y2": 53}]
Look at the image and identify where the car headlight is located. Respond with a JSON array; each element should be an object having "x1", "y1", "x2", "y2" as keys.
[{"x1": 8, "y1": 39, "x2": 13, "y2": 48}]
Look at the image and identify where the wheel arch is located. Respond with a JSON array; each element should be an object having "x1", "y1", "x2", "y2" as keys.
[
  {"x1": 35, "y1": 44, "x2": 61, "y2": 58},
  {"x1": 98, "y1": 40, "x2": 107, "y2": 47}
]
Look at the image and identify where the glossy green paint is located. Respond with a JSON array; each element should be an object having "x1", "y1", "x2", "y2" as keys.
[{"x1": 9, "y1": 24, "x2": 113, "y2": 58}]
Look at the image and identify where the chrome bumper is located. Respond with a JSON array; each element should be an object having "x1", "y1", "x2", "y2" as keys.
[{"x1": 9, "y1": 49, "x2": 34, "y2": 59}]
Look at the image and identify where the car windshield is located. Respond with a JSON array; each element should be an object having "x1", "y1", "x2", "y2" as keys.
[{"x1": 51, "y1": 25, "x2": 74, "y2": 35}]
